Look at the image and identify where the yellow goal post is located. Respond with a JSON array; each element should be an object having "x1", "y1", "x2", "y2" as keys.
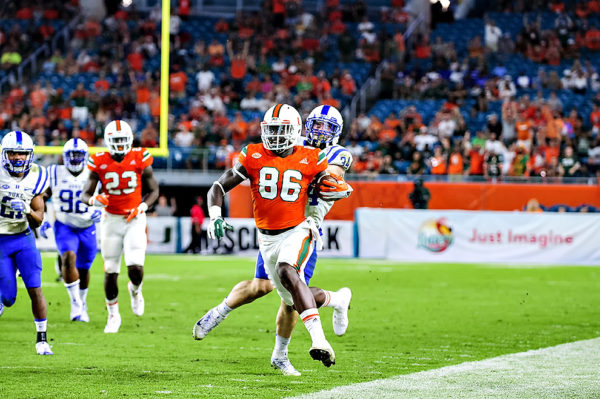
[{"x1": 35, "y1": 0, "x2": 171, "y2": 157}]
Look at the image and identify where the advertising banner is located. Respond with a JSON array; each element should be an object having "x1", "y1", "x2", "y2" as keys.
[
  {"x1": 37, "y1": 217, "x2": 354, "y2": 257},
  {"x1": 357, "y1": 208, "x2": 600, "y2": 265},
  {"x1": 180, "y1": 218, "x2": 354, "y2": 257}
]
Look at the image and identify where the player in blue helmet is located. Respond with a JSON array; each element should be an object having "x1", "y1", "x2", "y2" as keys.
[
  {"x1": 41, "y1": 138, "x2": 101, "y2": 322},
  {"x1": 0, "y1": 131, "x2": 53, "y2": 355},
  {"x1": 193, "y1": 105, "x2": 353, "y2": 376}
]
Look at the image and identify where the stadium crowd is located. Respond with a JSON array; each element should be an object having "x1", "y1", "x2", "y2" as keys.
[{"x1": 2, "y1": 0, "x2": 600, "y2": 180}]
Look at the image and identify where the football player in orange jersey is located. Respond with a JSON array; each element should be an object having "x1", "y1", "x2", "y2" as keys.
[
  {"x1": 196, "y1": 104, "x2": 349, "y2": 368},
  {"x1": 81, "y1": 120, "x2": 159, "y2": 333}
]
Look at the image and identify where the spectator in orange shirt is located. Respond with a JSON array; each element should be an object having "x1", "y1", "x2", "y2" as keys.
[
  {"x1": 207, "y1": 38, "x2": 225, "y2": 67},
  {"x1": 586, "y1": 26, "x2": 600, "y2": 50},
  {"x1": 447, "y1": 146, "x2": 464, "y2": 180},
  {"x1": 590, "y1": 103, "x2": 600, "y2": 134},
  {"x1": 94, "y1": 71, "x2": 110, "y2": 94},
  {"x1": 429, "y1": 146, "x2": 447, "y2": 175},
  {"x1": 229, "y1": 111, "x2": 248, "y2": 144},
  {"x1": 468, "y1": 144, "x2": 485, "y2": 176},
  {"x1": 227, "y1": 40, "x2": 249, "y2": 93},
  {"x1": 340, "y1": 71, "x2": 356, "y2": 96},
  {"x1": 136, "y1": 81, "x2": 151, "y2": 116},
  {"x1": 29, "y1": 83, "x2": 47, "y2": 111},
  {"x1": 169, "y1": 64, "x2": 188, "y2": 99},
  {"x1": 320, "y1": 91, "x2": 341, "y2": 108},
  {"x1": 515, "y1": 115, "x2": 532, "y2": 151}
]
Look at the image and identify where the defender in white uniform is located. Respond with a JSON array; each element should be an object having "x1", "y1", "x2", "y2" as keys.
[
  {"x1": 0, "y1": 130, "x2": 53, "y2": 355},
  {"x1": 41, "y1": 138, "x2": 101, "y2": 322}
]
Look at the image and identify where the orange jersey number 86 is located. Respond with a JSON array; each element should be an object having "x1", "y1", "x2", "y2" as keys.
[{"x1": 258, "y1": 167, "x2": 302, "y2": 202}]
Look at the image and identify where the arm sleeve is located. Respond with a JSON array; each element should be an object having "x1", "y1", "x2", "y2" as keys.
[
  {"x1": 315, "y1": 149, "x2": 328, "y2": 174},
  {"x1": 306, "y1": 198, "x2": 334, "y2": 227},
  {"x1": 326, "y1": 148, "x2": 353, "y2": 172},
  {"x1": 33, "y1": 165, "x2": 50, "y2": 196},
  {"x1": 142, "y1": 149, "x2": 153, "y2": 168},
  {"x1": 237, "y1": 145, "x2": 249, "y2": 169},
  {"x1": 87, "y1": 154, "x2": 98, "y2": 172}
]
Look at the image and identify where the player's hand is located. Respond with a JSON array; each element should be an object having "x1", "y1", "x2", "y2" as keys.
[
  {"x1": 9, "y1": 198, "x2": 30, "y2": 213},
  {"x1": 319, "y1": 174, "x2": 354, "y2": 201},
  {"x1": 126, "y1": 202, "x2": 148, "y2": 223},
  {"x1": 90, "y1": 210, "x2": 102, "y2": 224},
  {"x1": 40, "y1": 221, "x2": 51, "y2": 239},
  {"x1": 88, "y1": 194, "x2": 109, "y2": 207},
  {"x1": 207, "y1": 217, "x2": 234, "y2": 240}
]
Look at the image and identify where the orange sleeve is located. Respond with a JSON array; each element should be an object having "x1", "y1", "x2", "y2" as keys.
[
  {"x1": 87, "y1": 153, "x2": 99, "y2": 172},
  {"x1": 237, "y1": 145, "x2": 249, "y2": 169},
  {"x1": 315, "y1": 149, "x2": 328, "y2": 175},
  {"x1": 141, "y1": 149, "x2": 153, "y2": 169}
]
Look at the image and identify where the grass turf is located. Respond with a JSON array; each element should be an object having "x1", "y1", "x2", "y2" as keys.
[{"x1": 0, "y1": 254, "x2": 599, "y2": 398}]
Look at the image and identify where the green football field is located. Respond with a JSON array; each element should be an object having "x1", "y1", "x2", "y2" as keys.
[{"x1": 1, "y1": 253, "x2": 599, "y2": 398}]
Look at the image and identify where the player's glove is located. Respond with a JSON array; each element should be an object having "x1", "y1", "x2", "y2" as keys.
[
  {"x1": 126, "y1": 202, "x2": 148, "y2": 223},
  {"x1": 9, "y1": 198, "x2": 30, "y2": 213},
  {"x1": 88, "y1": 194, "x2": 109, "y2": 207},
  {"x1": 39, "y1": 221, "x2": 52, "y2": 239},
  {"x1": 207, "y1": 217, "x2": 234, "y2": 240},
  {"x1": 90, "y1": 209, "x2": 102, "y2": 224},
  {"x1": 319, "y1": 173, "x2": 354, "y2": 201}
]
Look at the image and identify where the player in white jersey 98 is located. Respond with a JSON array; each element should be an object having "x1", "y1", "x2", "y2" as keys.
[
  {"x1": 42, "y1": 138, "x2": 101, "y2": 322},
  {"x1": 0, "y1": 130, "x2": 53, "y2": 355},
  {"x1": 193, "y1": 105, "x2": 353, "y2": 376}
]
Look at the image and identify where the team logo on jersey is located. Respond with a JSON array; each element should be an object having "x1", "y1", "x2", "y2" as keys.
[
  {"x1": 417, "y1": 218, "x2": 453, "y2": 253},
  {"x1": 1, "y1": 184, "x2": 9, "y2": 189},
  {"x1": 100, "y1": 164, "x2": 107, "y2": 169},
  {"x1": 252, "y1": 153, "x2": 262, "y2": 159},
  {"x1": 130, "y1": 160, "x2": 136, "y2": 165},
  {"x1": 299, "y1": 157, "x2": 309, "y2": 165}
]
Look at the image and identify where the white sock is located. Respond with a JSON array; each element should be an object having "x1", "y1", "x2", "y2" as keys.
[
  {"x1": 65, "y1": 280, "x2": 82, "y2": 306},
  {"x1": 273, "y1": 334, "x2": 291, "y2": 358},
  {"x1": 216, "y1": 299, "x2": 233, "y2": 317},
  {"x1": 106, "y1": 298, "x2": 119, "y2": 316},
  {"x1": 299, "y1": 308, "x2": 326, "y2": 343},
  {"x1": 34, "y1": 318, "x2": 47, "y2": 332},
  {"x1": 130, "y1": 282, "x2": 142, "y2": 294},
  {"x1": 320, "y1": 290, "x2": 342, "y2": 309},
  {"x1": 79, "y1": 288, "x2": 88, "y2": 307}
]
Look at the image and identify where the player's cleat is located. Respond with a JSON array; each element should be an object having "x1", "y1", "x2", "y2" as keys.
[
  {"x1": 193, "y1": 308, "x2": 228, "y2": 340},
  {"x1": 104, "y1": 313, "x2": 121, "y2": 333},
  {"x1": 309, "y1": 340, "x2": 335, "y2": 367},
  {"x1": 36, "y1": 341, "x2": 53, "y2": 355},
  {"x1": 271, "y1": 356, "x2": 301, "y2": 376},
  {"x1": 128, "y1": 281, "x2": 144, "y2": 316},
  {"x1": 79, "y1": 306, "x2": 90, "y2": 323},
  {"x1": 332, "y1": 287, "x2": 352, "y2": 336},
  {"x1": 70, "y1": 300, "x2": 83, "y2": 321}
]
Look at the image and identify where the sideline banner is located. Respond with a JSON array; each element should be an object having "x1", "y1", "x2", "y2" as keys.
[
  {"x1": 37, "y1": 217, "x2": 353, "y2": 257},
  {"x1": 357, "y1": 208, "x2": 600, "y2": 265},
  {"x1": 180, "y1": 218, "x2": 354, "y2": 257}
]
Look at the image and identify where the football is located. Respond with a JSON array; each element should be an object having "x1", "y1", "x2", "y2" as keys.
[{"x1": 318, "y1": 174, "x2": 346, "y2": 199}]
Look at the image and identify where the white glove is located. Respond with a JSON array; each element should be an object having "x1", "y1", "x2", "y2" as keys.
[
  {"x1": 9, "y1": 198, "x2": 30, "y2": 214},
  {"x1": 306, "y1": 216, "x2": 323, "y2": 251}
]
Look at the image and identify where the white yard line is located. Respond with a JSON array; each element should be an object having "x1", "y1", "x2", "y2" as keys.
[{"x1": 293, "y1": 337, "x2": 600, "y2": 399}]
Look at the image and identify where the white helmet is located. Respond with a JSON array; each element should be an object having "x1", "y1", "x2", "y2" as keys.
[
  {"x1": 1, "y1": 130, "x2": 34, "y2": 174},
  {"x1": 260, "y1": 104, "x2": 302, "y2": 153},
  {"x1": 63, "y1": 138, "x2": 89, "y2": 173},
  {"x1": 305, "y1": 105, "x2": 343, "y2": 148},
  {"x1": 104, "y1": 120, "x2": 133, "y2": 156}
]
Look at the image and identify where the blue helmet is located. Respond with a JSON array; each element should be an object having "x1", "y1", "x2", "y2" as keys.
[
  {"x1": 305, "y1": 105, "x2": 344, "y2": 148},
  {"x1": 1, "y1": 130, "x2": 34, "y2": 174},
  {"x1": 63, "y1": 138, "x2": 89, "y2": 173}
]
